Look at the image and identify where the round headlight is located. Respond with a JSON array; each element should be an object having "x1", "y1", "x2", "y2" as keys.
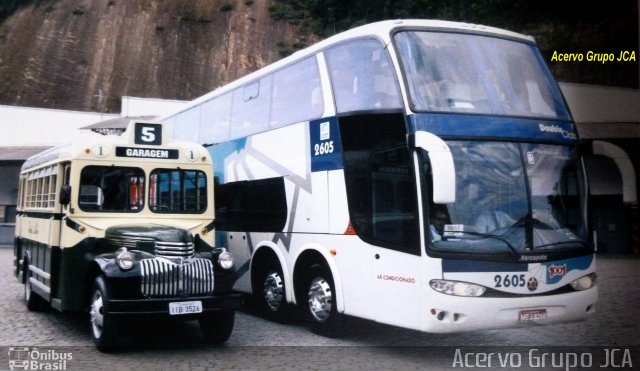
[
  {"x1": 218, "y1": 251, "x2": 234, "y2": 270},
  {"x1": 116, "y1": 248, "x2": 135, "y2": 270}
]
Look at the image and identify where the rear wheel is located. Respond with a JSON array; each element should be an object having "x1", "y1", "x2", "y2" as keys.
[
  {"x1": 89, "y1": 276, "x2": 119, "y2": 352},
  {"x1": 304, "y1": 266, "x2": 344, "y2": 337},
  {"x1": 199, "y1": 310, "x2": 235, "y2": 345}
]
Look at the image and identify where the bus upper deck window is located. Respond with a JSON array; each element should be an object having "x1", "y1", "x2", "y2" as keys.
[{"x1": 325, "y1": 39, "x2": 402, "y2": 113}]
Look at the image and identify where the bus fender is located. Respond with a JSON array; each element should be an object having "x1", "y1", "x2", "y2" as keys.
[
  {"x1": 291, "y1": 244, "x2": 345, "y2": 313},
  {"x1": 251, "y1": 242, "x2": 293, "y2": 303},
  {"x1": 90, "y1": 254, "x2": 122, "y2": 278}
]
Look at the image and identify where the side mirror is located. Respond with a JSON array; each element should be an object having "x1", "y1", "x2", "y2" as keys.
[
  {"x1": 59, "y1": 185, "x2": 72, "y2": 206},
  {"x1": 410, "y1": 131, "x2": 456, "y2": 204}
]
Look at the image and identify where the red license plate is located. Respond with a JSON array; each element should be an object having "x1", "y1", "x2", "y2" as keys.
[{"x1": 519, "y1": 309, "x2": 547, "y2": 322}]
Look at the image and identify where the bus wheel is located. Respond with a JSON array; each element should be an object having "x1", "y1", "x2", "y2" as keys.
[
  {"x1": 255, "y1": 267, "x2": 292, "y2": 322},
  {"x1": 304, "y1": 266, "x2": 344, "y2": 337},
  {"x1": 24, "y1": 266, "x2": 44, "y2": 311},
  {"x1": 199, "y1": 310, "x2": 235, "y2": 344},
  {"x1": 89, "y1": 276, "x2": 119, "y2": 351}
]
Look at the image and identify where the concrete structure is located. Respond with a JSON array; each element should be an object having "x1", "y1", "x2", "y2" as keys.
[
  {"x1": 560, "y1": 84, "x2": 640, "y2": 253},
  {"x1": 0, "y1": 96, "x2": 187, "y2": 246}
]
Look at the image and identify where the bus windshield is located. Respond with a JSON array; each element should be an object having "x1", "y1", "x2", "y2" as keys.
[
  {"x1": 426, "y1": 142, "x2": 588, "y2": 256},
  {"x1": 78, "y1": 166, "x2": 207, "y2": 213},
  {"x1": 394, "y1": 31, "x2": 570, "y2": 120}
]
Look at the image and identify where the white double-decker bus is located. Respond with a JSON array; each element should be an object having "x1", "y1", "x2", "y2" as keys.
[{"x1": 162, "y1": 19, "x2": 597, "y2": 335}]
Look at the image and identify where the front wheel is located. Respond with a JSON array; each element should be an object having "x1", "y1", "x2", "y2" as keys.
[
  {"x1": 304, "y1": 266, "x2": 344, "y2": 337},
  {"x1": 89, "y1": 276, "x2": 119, "y2": 351},
  {"x1": 254, "y1": 265, "x2": 294, "y2": 323},
  {"x1": 199, "y1": 310, "x2": 235, "y2": 345},
  {"x1": 24, "y1": 265, "x2": 45, "y2": 311}
]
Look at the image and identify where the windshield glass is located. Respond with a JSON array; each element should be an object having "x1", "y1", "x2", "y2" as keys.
[
  {"x1": 394, "y1": 31, "x2": 570, "y2": 120},
  {"x1": 426, "y1": 142, "x2": 587, "y2": 256},
  {"x1": 79, "y1": 166, "x2": 145, "y2": 212},
  {"x1": 150, "y1": 169, "x2": 207, "y2": 213},
  {"x1": 78, "y1": 166, "x2": 208, "y2": 214}
]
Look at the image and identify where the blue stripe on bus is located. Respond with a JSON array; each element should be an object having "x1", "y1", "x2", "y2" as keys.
[
  {"x1": 408, "y1": 114, "x2": 578, "y2": 144},
  {"x1": 442, "y1": 259, "x2": 529, "y2": 272},
  {"x1": 207, "y1": 138, "x2": 248, "y2": 183}
]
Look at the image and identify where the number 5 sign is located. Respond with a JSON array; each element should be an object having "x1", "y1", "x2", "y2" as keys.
[{"x1": 134, "y1": 123, "x2": 162, "y2": 145}]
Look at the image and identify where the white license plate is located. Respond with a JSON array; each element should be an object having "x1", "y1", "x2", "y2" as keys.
[
  {"x1": 169, "y1": 301, "x2": 203, "y2": 315},
  {"x1": 519, "y1": 309, "x2": 547, "y2": 322}
]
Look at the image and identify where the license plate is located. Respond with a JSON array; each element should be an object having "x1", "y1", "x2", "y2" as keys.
[
  {"x1": 169, "y1": 301, "x2": 203, "y2": 315},
  {"x1": 519, "y1": 309, "x2": 547, "y2": 322}
]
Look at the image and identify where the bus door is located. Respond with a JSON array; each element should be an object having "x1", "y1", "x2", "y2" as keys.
[
  {"x1": 364, "y1": 146, "x2": 423, "y2": 328},
  {"x1": 52, "y1": 163, "x2": 73, "y2": 310}
]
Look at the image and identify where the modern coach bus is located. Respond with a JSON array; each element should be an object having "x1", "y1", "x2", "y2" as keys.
[
  {"x1": 162, "y1": 19, "x2": 597, "y2": 335},
  {"x1": 14, "y1": 121, "x2": 242, "y2": 350}
]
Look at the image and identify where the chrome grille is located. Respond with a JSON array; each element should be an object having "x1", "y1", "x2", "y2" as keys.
[
  {"x1": 107, "y1": 235, "x2": 154, "y2": 250},
  {"x1": 155, "y1": 241, "x2": 195, "y2": 258},
  {"x1": 107, "y1": 237, "x2": 194, "y2": 258},
  {"x1": 140, "y1": 258, "x2": 214, "y2": 298}
]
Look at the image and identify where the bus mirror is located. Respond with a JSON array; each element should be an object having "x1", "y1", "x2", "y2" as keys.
[
  {"x1": 60, "y1": 185, "x2": 72, "y2": 206},
  {"x1": 411, "y1": 132, "x2": 456, "y2": 204}
]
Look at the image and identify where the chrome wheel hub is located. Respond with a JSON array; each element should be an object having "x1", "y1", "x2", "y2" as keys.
[
  {"x1": 263, "y1": 271, "x2": 284, "y2": 312},
  {"x1": 90, "y1": 291, "x2": 104, "y2": 339},
  {"x1": 308, "y1": 277, "x2": 332, "y2": 322}
]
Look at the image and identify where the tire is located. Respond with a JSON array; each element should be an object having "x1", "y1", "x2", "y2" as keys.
[
  {"x1": 89, "y1": 276, "x2": 119, "y2": 351},
  {"x1": 304, "y1": 265, "x2": 344, "y2": 337},
  {"x1": 199, "y1": 310, "x2": 235, "y2": 345},
  {"x1": 24, "y1": 265, "x2": 45, "y2": 311},
  {"x1": 254, "y1": 264, "x2": 293, "y2": 323}
]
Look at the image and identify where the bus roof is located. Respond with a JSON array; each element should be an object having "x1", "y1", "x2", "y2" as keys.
[
  {"x1": 161, "y1": 19, "x2": 535, "y2": 121},
  {"x1": 21, "y1": 120, "x2": 210, "y2": 171}
]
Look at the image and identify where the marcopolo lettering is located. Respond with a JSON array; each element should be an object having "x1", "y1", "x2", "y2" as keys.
[{"x1": 116, "y1": 146, "x2": 179, "y2": 159}]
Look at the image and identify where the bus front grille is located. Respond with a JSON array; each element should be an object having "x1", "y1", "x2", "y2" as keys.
[
  {"x1": 140, "y1": 258, "x2": 214, "y2": 298},
  {"x1": 155, "y1": 241, "x2": 195, "y2": 258},
  {"x1": 107, "y1": 237, "x2": 195, "y2": 258}
]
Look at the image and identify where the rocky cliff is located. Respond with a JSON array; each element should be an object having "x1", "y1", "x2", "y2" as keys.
[{"x1": 0, "y1": 0, "x2": 310, "y2": 112}]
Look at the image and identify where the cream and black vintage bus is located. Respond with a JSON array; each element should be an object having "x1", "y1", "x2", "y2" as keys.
[{"x1": 14, "y1": 120, "x2": 242, "y2": 350}]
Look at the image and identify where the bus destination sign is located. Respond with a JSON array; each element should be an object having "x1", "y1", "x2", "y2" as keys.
[{"x1": 115, "y1": 146, "x2": 179, "y2": 159}]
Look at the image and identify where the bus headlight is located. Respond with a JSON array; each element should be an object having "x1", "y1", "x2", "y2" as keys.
[
  {"x1": 430, "y1": 279, "x2": 486, "y2": 297},
  {"x1": 218, "y1": 251, "x2": 234, "y2": 270},
  {"x1": 116, "y1": 248, "x2": 136, "y2": 270},
  {"x1": 570, "y1": 273, "x2": 596, "y2": 291}
]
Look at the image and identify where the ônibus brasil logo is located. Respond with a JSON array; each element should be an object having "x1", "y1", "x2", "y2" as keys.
[{"x1": 8, "y1": 347, "x2": 72, "y2": 371}]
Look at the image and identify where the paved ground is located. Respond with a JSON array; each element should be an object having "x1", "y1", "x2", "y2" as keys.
[{"x1": 0, "y1": 247, "x2": 638, "y2": 370}]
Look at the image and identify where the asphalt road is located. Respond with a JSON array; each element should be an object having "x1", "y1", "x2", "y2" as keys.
[{"x1": 0, "y1": 248, "x2": 638, "y2": 370}]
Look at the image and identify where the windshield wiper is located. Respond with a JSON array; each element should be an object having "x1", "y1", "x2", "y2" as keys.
[
  {"x1": 447, "y1": 231, "x2": 519, "y2": 256},
  {"x1": 534, "y1": 240, "x2": 588, "y2": 250},
  {"x1": 511, "y1": 215, "x2": 554, "y2": 230}
]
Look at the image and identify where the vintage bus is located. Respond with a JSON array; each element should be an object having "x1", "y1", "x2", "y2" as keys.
[
  {"x1": 162, "y1": 19, "x2": 597, "y2": 335},
  {"x1": 14, "y1": 120, "x2": 242, "y2": 350}
]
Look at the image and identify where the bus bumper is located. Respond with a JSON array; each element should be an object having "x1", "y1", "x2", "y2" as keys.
[
  {"x1": 421, "y1": 286, "x2": 597, "y2": 333},
  {"x1": 106, "y1": 293, "x2": 243, "y2": 316}
]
